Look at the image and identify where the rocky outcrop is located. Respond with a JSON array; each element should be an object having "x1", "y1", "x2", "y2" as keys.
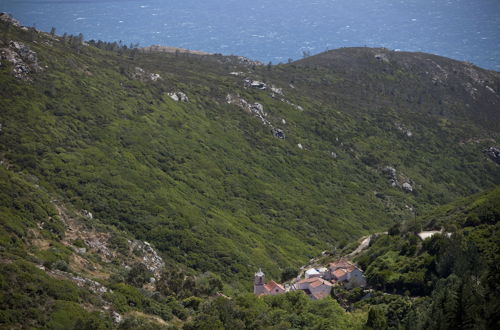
[
  {"x1": 272, "y1": 128, "x2": 285, "y2": 139},
  {"x1": 168, "y1": 91, "x2": 189, "y2": 102},
  {"x1": 227, "y1": 94, "x2": 286, "y2": 139},
  {"x1": 54, "y1": 203, "x2": 165, "y2": 281},
  {"x1": 242, "y1": 78, "x2": 285, "y2": 98},
  {"x1": 484, "y1": 146, "x2": 500, "y2": 164},
  {"x1": 374, "y1": 53, "x2": 389, "y2": 63},
  {"x1": 270, "y1": 86, "x2": 284, "y2": 96},
  {"x1": 402, "y1": 182, "x2": 413, "y2": 192},
  {"x1": 0, "y1": 13, "x2": 21, "y2": 27},
  {"x1": 132, "y1": 66, "x2": 162, "y2": 82},
  {"x1": 0, "y1": 41, "x2": 43, "y2": 81},
  {"x1": 382, "y1": 166, "x2": 397, "y2": 187},
  {"x1": 382, "y1": 166, "x2": 414, "y2": 193},
  {"x1": 235, "y1": 56, "x2": 263, "y2": 67},
  {"x1": 278, "y1": 97, "x2": 304, "y2": 111},
  {"x1": 226, "y1": 94, "x2": 270, "y2": 125},
  {"x1": 249, "y1": 103, "x2": 270, "y2": 125},
  {"x1": 129, "y1": 240, "x2": 165, "y2": 278},
  {"x1": 395, "y1": 122, "x2": 413, "y2": 137},
  {"x1": 40, "y1": 266, "x2": 109, "y2": 294},
  {"x1": 244, "y1": 78, "x2": 267, "y2": 90},
  {"x1": 112, "y1": 312, "x2": 122, "y2": 323},
  {"x1": 82, "y1": 209, "x2": 93, "y2": 219}
]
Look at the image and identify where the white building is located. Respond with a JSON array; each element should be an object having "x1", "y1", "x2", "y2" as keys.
[{"x1": 305, "y1": 268, "x2": 321, "y2": 279}]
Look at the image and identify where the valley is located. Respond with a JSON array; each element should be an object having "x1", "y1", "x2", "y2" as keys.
[{"x1": 0, "y1": 14, "x2": 498, "y2": 329}]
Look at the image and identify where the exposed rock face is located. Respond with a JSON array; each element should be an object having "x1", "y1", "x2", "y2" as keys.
[
  {"x1": 0, "y1": 13, "x2": 21, "y2": 27},
  {"x1": 272, "y1": 128, "x2": 285, "y2": 139},
  {"x1": 226, "y1": 94, "x2": 270, "y2": 126},
  {"x1": 242, "y1": 77, "x2": 285, "y2": 95},
  {"x1": 279, "y1": 97, "x2": 303, "y2": 111},
  {"x1": 74, "y1": 247, "x2": 87, "y2": 254},
  {"x1": 11, "y1": 41, "x2": 38, "y2": 62},
  {"x1": 249, "y1": 102, "x2": 271, "y2": 125},
  {"x1": 226, "y1": 94, "x2": 287, "y2": 139},
  {"x1": 484, "y1": 146, "x2": 500, "y2": 164},
  {"x1": 82, "y1": 209, "x2": 93, "y2": 219},
  {"x1": 0, "y1": 41, "x2": 43, "y2": 81},
  {"x1": 168, "y1": 91, "x2": 189, "y2": 102},
  {"x1": 402, "y1": 182, "x2": 413, "y2": 192},
  {"x1": 46, "y1": 268, "x2": 109, "y2": 294},
  {"x1": 383, "y1": 166, "x2": 397, "y2": 179},
  {"x1": 382, "y1": 166, "x2": 415, "y2": 192},
  {"x1": 428, "y1": 60, "x2": 449, "y2": 85},
  {"x1": 84, "y1": 235, "x2": 115, "y2": 262},
  {"x1": 374, "y1": 53, "x2": 389, "y2": 63},
  {"x1": 112, "y1": 312, "x2": 122, "y2": 323},
  {"x1": 129, "y1": 241, "x2": 165, "y2": 278},
  {"x1": 270, "y1": 86, "x2": 284, "y2": 95},
  {"x1": 150, "y1": 73, "x2": 161, "y2": 81},
  {"x1": 244, "y1": 78, "x2": 267, "y2": 90},
  {"x1": 132, "y1": 66, "x2": 162, "y2": 82},
  {"x1": 395, "y1": 122, "x2": 413, "y2": 137},
  {"x1": 55, "y1": 203, "x2": 165, "y2": 281},
  {"x1": 235, "y1": 56, "x2": 263, "y2": 67}
]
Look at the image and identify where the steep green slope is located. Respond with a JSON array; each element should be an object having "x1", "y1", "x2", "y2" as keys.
[
  {"x1": 0, "y1": 17, "x2": 499, "y2": 287},
  {"x1": 0, "y1": 165, "x2": 112, "y2": 328},
  {"x1": 0, "y1": 164, "x2": 363, "y2": 328},
  {"x1": 352, "y1": 187, "x2": 499, "y2": 329}
]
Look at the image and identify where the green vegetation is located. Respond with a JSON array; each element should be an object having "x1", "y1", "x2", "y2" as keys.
[
  {"x1": 184, "y1": 292, "x2": 365, "y2": 329},
  {"x1": 0, "y1": 15, "x2": 498, "y2": 329},
  {"x1": 1, "y1": 15, "x2": 498, "y2": 285},
  {"x1": 352, "y1": 188, "x2": 500, "y2": 329}
]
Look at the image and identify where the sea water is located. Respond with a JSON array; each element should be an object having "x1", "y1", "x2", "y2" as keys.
[{"x1": 1, "y1": 0, "x2": 499, "y2": 70}]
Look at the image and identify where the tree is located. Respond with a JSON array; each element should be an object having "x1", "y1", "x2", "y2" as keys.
[
  {"x1": 281, "y1": 267, "x2": 298, "y2": 282},
  {"x1": 127, "y1": 263, "x2": 153, "y2": 287},
  {"x1": 366, "y1": 306, "x2": 387, "y2": 329}
]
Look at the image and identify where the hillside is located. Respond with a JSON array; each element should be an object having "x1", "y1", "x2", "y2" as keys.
[
  {"x1": 0, "y1": 13, "x2": 499, "y2": 328},
  {"x1": 1, "y1": 13, "x2": 499, "y2": 282},
  {"x1": 350, "y1": 187, "x2": 500, "y2": 329}
]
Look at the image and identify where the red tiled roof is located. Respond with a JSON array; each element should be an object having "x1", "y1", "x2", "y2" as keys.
[
  {"x1": 310, "y1": 281, "x2": 324, "y2": 288},
  {"x1": 329, "y1": 260, "x2": 353, "y2": 269},
  {"x1": 333, "y1": 269, "x2": 347, "y2": 279},
  {"x1": 345, "y1": 265, "x2": 356, "y2": 273},
  {"x1": 298, "y1": 277, "x2": 332, "y2": 288},
  {"x1": 297, "y1": 277, "x2": 321, "y2": 284},
  {"x1": 264, "y1": 280, "x2": 285, "y2": 292}
]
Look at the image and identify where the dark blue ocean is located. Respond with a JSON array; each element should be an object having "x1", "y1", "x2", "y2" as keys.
[{"x1": 1, "y1": 0, "x2": 499, "y2": 70}]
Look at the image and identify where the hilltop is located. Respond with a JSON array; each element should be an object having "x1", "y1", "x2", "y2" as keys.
[{"x1": 0, "y1": 14, "x2": 499, "y2": 328}]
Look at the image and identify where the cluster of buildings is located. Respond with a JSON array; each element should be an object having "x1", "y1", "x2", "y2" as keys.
[{"x1": 254, "y1": 259, "x2": 366, "y2": 300}]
